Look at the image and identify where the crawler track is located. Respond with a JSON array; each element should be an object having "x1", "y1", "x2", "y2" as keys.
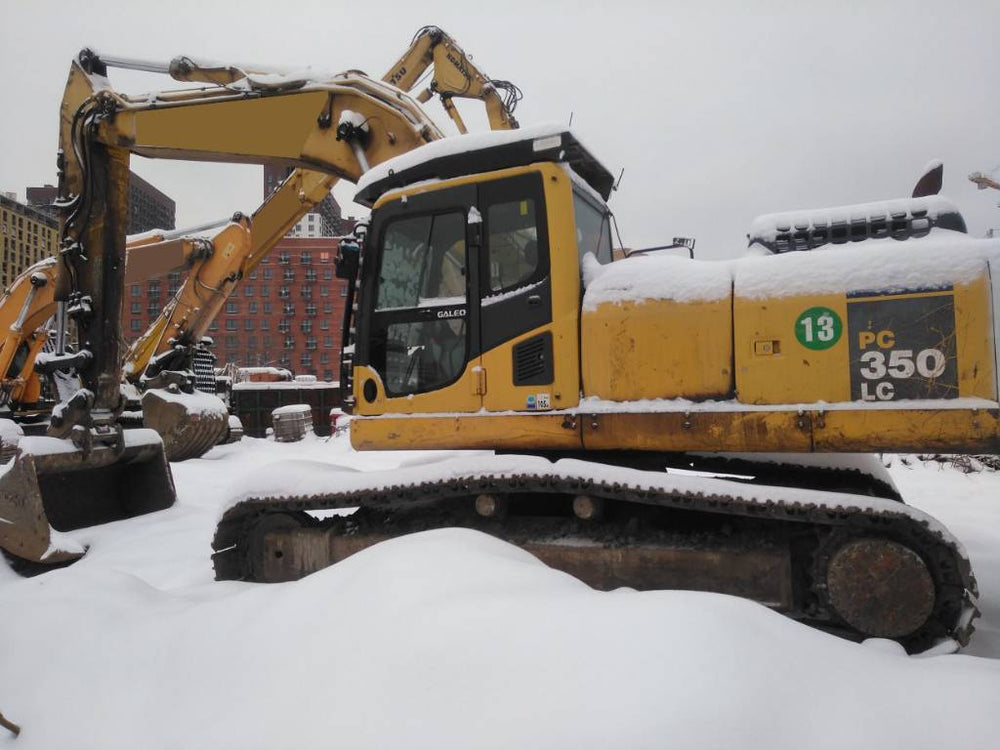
[{"x1": 212, "y1": 456, "x2": 978, "y2": 653}]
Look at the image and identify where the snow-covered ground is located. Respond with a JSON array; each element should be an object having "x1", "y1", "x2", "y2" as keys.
[{"x1": 1, "y1": 435, "x2": 999, "y2": 748}]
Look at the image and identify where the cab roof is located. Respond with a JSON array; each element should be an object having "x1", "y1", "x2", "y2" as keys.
[{"x1": 353, "y1": 125, "x2": 615, "y2": 207}]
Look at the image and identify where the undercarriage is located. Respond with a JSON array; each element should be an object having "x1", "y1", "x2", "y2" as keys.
[{"x1": 212, "y1": 453, "x2": 978, "y2": 653}]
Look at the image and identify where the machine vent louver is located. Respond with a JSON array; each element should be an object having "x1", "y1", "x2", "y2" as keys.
[
  {"x1": 512, "y1": 332, "x2": 553, "y2": 386},
  {"x1": 191, "y1": 347, "x2": 218, "y2": 394}
]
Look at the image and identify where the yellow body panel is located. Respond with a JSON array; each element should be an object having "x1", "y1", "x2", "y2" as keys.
[
  {"x1": 353, "y1": 363, "x2": 482, "y2": 417},
  {"x1": 582, "y1": 297, "x2": 733, "y2": 401},
  {"x1": 351, "y1": 413, "x2": 581, "y2": 451},
  {"x1": 735, "y1": 275, "x2": 996, "y2": 404},
  {"x1": 734, "y1": 293, "x2": 850, "y2": 404}
]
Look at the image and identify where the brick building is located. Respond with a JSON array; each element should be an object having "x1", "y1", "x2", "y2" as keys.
[
  {"x1": 124, "y1": 231, "x2": 350, "y2": 382},
  {"x1": 0, "y1": 192, "x2": 59, "y2": 289},
  {"x1": 27, "y1": 172, "x2": 175, "y2": 234},
  {"x1": 122, "y1": 168, "x2": 354, "y2": 382}
]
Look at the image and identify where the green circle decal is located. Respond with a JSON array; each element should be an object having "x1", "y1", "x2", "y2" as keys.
[{"x1": 795, "y1": 307, "x2": 842, "y2": 350}]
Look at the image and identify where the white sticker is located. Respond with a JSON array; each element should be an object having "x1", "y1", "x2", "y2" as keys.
[{"x1": 532, "y1": 393, "x2": 551, "y2": 410}]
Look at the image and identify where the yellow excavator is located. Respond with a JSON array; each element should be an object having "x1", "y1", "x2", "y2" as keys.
[
  {"x1": 0, "y1": 27, "x2": 520, "y2": 568},
  {"x1": 14, "y1": 27, "x2": 997, "y2": 653},
  {"x1": 211, "y1": 128, "x2": 998, "y2": 653}
]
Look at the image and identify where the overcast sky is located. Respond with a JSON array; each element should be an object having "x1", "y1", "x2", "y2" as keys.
[{"x1": 2, "y1": 0, "x2": 998, "y2": 259}]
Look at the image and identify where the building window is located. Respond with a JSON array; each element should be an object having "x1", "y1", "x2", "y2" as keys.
[
  {"x1": 260, "y1": 318, "x2": 270, "y2": 331},
  {"x1": 248, "y1": 301, "x2": 258, "y2": 314},
  {"x1": 279, "y1": 252, "x2": 290, "y2": 265},
  {"x1": 244, "y1": 319, "x2": 254, "y2": 331},
  {"x1": 305, "y1": 303, "x2": 317, "y2": 316},
  {"x1": 323, "y1": 268, "x2": 333, "y2": 281},
  {"x1": 283, "y1": 268, "x2": 295, "y2": 282},
  {"x1": 209, "y1": 321, "x2": 218, "y2": 331},
  {"x1": 301, "y1": 320, "x2": 313, "y2": 334},
  {"x1": 148, "y1": 280, "x2": 161, "y2": 296},
  {"x1": 225, "y1": 301, "x2": 238, "y2": 314},
  {"x1": 226, "y1": 335, "x2": 238, "y2": 348},
  {"x1": 323, "y1": 335, "x2": 333, "y2": 348},
  {"x1": 300, "y1": 353, "x2": 313, "y2": 367},
  {"x1": 321, "y1": 352, "x2": 330, "y2": 365},
  {"x1": 305, "y1": 269, "x2": 317, "y2": 283},
  {"x1": 130, "y1": 319, "x2": 142, "y2": 331},
  {"x1": 323, "y1": 302, "x2": 333, "y2": 314},
  {"x1": 284, "y1": 337, "x2": 295, "y2": 349},
  {"x1": 278, "y1": 287, "x2": 290, "y2": 299},
  {"x1": 283, "y1": 303, "x2": 295, "y2": 316},
  {"x1": 320, "y1": 286, "x2": 329, "y2": 297},
  {"x1": 263, "y1": 268, "x2": 272, "y2": 280},
  {"x1": 263, "y1": 301, "x2": 272, "y2": 314},
  {"x1": 278, "y1": 320, "x2": 290, "y2": 333},
  {"x1": 320, "y1": 319, "x2": 329, "y2": 331},
  {"x1": 249, "y1": 270, "x2": 258, "y2": 281},
  {"x1": 324, "y1": 370, "x2": 334, "y2": 381},
  {"x1": 301, "y1": 252, "x2": 312, "y2": 265},
  {"x1": 339, "y1": 285, "x2": 348, "y2": 297},
  {"x1": 306, "y1": 337, "x2": 317, "y2": 350},
  {"x1": 147, "y1": 303, "x2": 160, "y2": 316},
  {"x1": 247, "y1": 336, "x2": 257, "y2": 349},
  {"x1": 226, "y1": 319, "x2": 237, "y2": 330},
  {"x1": 131, "y1": 284, "x2": 141, "y2": 297},
  {"x1": 245, "y1": 285, "x2": 254, "y2": 297},
  {"x1": 131, "y1": 301, "x2": 141, "y2": 314},
  {"x1": 261, "y1": 285, "x2": 270, "y2": 298},
  {"x1": 301, "y1": 286, "x2": 312, "y2": 299}
]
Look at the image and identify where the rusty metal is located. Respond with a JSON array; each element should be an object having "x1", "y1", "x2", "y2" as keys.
[
  {"x1": 0, "y1": 710, "x2": 21, "y2": 737},
  {"x1": 474, "y1": 493, "x2": 506, "y2": 518},
  {"x1": 824, "y1": 538, "x2": 936, "y2": 638},
  {"x1": 0, "y1": 437, "x2": 175, "y2": 566},
  {"x1": 572, "y1": 494, "x2": 603, "y2": 521},
  {"x1": 250, "y1": 522, "x2": 793, "y2": 607},
  {"x1": 213, "y1": 463, "x2": 977, "y2": 653},
  {"x1": 141, "y1": 389, "x2": 229, "y2": 462}
]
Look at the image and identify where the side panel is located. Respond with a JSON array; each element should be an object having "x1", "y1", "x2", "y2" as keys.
[
  {"x1": 479, "y1": 164, "x2": 581, "y2": 413},
  {"x1": 735, "y1": 272, "x2": 996, "y2": 405},
  {"x1": 582, "y1": 297, "x2": 733, "y2": 401}
]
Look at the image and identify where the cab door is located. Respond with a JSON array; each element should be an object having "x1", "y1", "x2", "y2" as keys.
[
  {"x1": 476, "y1": 166, "x2": 581, "y2": 413},
  {"x1": 353, "y1": 183, "x2": 483, "y2": 415}
]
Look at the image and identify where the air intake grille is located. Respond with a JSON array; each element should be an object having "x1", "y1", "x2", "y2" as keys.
[{"x1": 512, "y1": 332, "x2": 553, "y2": 386}]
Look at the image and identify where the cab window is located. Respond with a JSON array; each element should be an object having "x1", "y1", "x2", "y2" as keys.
[
  {"x1": 376, "y1": 213, "x2": 467, "y2": 310},
  {"x1": 487, "y1": 199, "x2": 539, "y2": 292},
  {"x1": 573, "y1": 191, "x2": 612, "y2": 265},
  {"x1": 372, "y1": 211, "x2": 468, "y2": 396}
]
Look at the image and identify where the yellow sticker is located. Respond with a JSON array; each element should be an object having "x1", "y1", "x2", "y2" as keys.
[{"x1": 520, "y1": 200, "x2": 528, "y2": 216}]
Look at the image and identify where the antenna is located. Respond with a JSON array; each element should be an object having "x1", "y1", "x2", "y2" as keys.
[
  {"x1": 613, "y1": 167, "x2": 625, "y2": 192},
  {"x1": 568, "y1": 111, "x2": 574, "y2": 127}
]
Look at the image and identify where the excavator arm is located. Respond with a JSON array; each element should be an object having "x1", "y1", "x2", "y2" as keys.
[{"x1": 382, "y1": 25, "x2": 520, "y2": 132}]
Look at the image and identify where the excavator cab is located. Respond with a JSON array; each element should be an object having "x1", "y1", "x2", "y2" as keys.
[{"x1": 346, "y1": 129, "x2": 614, "y2": 449}]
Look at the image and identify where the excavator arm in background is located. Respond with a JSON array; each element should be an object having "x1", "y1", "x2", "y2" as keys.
[
  {"x1": 2, "y1": 27, "x2": 518, "y2": 568},
  {"x1": 382, "y1": 25, "x2": 520, "y2": 133}
]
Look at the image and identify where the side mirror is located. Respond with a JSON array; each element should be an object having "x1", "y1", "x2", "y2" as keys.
[{"x1": 335, "y1": 241, "x2": 360, "y2": 280}]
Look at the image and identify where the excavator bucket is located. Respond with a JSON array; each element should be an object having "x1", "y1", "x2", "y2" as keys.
[
  {"x1": 0, "y1": 430, "x2": 175, "y2": 567},
  {"x1": 141, "y1": 388, "x2": 229, "y2": 462}
]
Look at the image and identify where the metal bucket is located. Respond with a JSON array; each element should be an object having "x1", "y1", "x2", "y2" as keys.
[
  {"x1": 141, "y1": 388, "x2": 230, "y2": 462},
  {"x1": 0, "y1": 429, "x2": 175, "y2": 566}
]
